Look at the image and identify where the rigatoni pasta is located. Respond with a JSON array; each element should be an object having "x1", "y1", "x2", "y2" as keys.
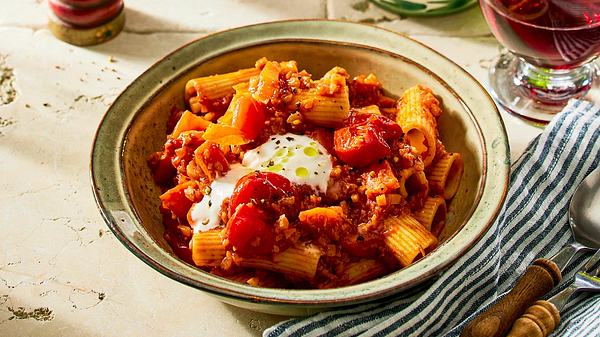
[
  {"x1": 190, "y1": 230, "x2": 226, "y2": 267},
  {"x1": 322, "y1": 259, "x2": 388, "y2": 288},
  {"x1": 414, "y1": 196, "x2": 447, "y2": 235},
  {"x1": 397, "y1": 167, "x2": 429, "y2": 199},
  {"x1": 383, "y1": 214, "x2": 438, "y2": 267},
  {"x1": 289, "y1": 67, "x2": 351, "y2": 127},
  {"x1": 289, "y1": 86, "x2": 350, "y2": 128},
  {"x1": 341, "y1": 259, "x2": 388, "y2": 285},
  {"x1": 396, "y1": 85, "x2": 442, "y2": 167},
  {"x1": 185, "y1": 67, "x2": 261, "y2": 113},
  {"x1": 149, "y1": 58, "x2": 463, "y2": 289},
  {"x1": 238, "y1": 244, "x2": 322, "y2": 280},
  {"x1": 428, "y1": 152, "x2": 464, "y2": 199}
]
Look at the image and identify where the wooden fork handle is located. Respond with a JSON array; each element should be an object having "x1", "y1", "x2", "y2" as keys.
[
  {"x1": 506, "y1": 300, "x2": 560, "y2": 337},
  {"x1": 460, "y1": 258, "x2": 561, "y2": 337}
]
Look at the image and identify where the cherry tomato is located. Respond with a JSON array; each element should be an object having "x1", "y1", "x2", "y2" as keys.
[
  {"x1": 226, "y1": 203, "x2": 274, "y2": 255},
  {"x1": 204, "y1": 143, "x2": 229, "y2": 174},
  {"x1": 334, "y1": 113, "x2": 402, "y2": 166},
  {"x1": 334, "y1": 124, "x2": 391, "y2": 167},
  {"x1": 228, "y1": 171, "x2": 297, "y2": 217},
  {"x1": 232, "y1": 94, "x2": 266, "y2": 140},
  {"x1": 347, "y1": 113, "x2": 402, "y2": 140}
]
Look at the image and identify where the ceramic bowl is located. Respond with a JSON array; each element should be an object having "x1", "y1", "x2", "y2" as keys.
[{"x1": 91, "y1": 20, "x2": 510, "y2": 316}]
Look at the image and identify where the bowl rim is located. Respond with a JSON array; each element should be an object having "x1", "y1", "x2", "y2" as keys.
[{"x1": 90, "y1": 19, "x2": 510, "y2": 307}]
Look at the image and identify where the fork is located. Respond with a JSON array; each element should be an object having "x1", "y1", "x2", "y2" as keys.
[{"x1": 506, "y1": 249, "x2": 600, "y2": 337}]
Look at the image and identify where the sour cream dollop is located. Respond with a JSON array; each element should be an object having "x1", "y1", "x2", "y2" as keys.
[
  {"x1": 243, "y1": 134, "x2": 332, "y2": 193},
  {"x1": 189, "y1": 133, "x2": 333, "y2": 232}
]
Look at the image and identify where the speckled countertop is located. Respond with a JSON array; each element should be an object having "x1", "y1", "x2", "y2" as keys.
[{"x1": 0, "y1": 1, "x2": 589, "y2": 336}]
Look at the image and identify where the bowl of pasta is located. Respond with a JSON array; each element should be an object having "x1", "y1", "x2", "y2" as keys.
[{"x1": 91, "y1": 20, "x2": 510, "y2": 315}]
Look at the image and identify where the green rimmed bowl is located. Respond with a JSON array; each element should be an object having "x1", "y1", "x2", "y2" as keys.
[{"x1": 91, "y1": 20, "x2": 509, "y2": 316}]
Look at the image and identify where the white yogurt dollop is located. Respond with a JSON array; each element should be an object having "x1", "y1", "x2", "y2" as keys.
[
  {"x1": 189, "y1": 164, "x2": 251, "y2": 233},
  {"x1": 189, "y1": 133, "x2": 333, "y2": 233},
  {"x1": 243, "y1": 134, "x2": 332, "y2": 193}
]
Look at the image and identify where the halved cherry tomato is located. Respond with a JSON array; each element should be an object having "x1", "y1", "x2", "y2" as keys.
[
  {"x1": 232, "y1": 94, "x2": 266, "y2": 140},
  {"x1": 346, "y1": 113, "x2": 402, "y2": 140},
  {"x1": 204, "y1": 143, "x2": 229, "y2": 174},
  {"x1": 228, "y1": 171, "x2": 297, "y2": 218},
  {"x1": 226, "y1": 203, "x2": 274, "y2": 255},
  {"x1": 334, "y1": 113, "x2": 402, "y2": 166},
  {"x1": 334, "y1": 124, "x2": 391, "y2": 167}
]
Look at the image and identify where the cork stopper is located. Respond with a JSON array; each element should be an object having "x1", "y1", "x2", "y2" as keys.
[{"x1": 48, "y1": 0, "x2": 125, "y2": 46}]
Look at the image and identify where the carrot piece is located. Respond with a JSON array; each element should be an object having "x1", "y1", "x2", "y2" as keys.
[
  {"x1": 298, "y1": 207, "x2": 348, "y2": 241},
  {"x1": 170, "y1": 110, "x2": 212, "y2": 138},
  {"x1": 202, "y1": 123, "x2": 249, "y2": 146},
  {"x1": 299, "y1": 206, "x2": 344, "y2": 225},
  {"x1": 232, "y1": 93, "x2": 265, "y2": 140},
  {"x1": 252, "y1": 61, "x2": 281, "y2": 104}
]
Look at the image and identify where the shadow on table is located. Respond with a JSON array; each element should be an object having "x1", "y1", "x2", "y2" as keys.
[
  {"x1": 85, "y1": 8, "x2": 204, "y2": 62},
  {"x1": 224, "y1": 303, "x2": 292, "y2": 337},
  {"x1": 121, "y1": 7, "x2": 193, "y2": 34}
]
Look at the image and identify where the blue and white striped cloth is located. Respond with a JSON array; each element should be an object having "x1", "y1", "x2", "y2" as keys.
[{"x1": 265, "y1": 99, "x2": 600, "y2": 337}]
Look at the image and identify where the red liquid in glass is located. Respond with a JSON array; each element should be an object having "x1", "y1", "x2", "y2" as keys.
[{"x1": 480, "y1": 0, "x2": 600, "y2": 68}]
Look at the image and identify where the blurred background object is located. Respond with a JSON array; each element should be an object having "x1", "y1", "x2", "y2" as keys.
[
  {"x1": 480, "y1": 0, "x2": 600, "y2": 123},
  {"x1": 48, "y1": 0, "x2": 125, "y2": 46},
  {"x1": 369, "y1": 0, "x2": 478, "y2": 16}
]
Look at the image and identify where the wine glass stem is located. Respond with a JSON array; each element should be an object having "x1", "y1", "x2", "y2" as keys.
[{"x1": 515, "y1": 58, "x2": 596, "y2": 104}]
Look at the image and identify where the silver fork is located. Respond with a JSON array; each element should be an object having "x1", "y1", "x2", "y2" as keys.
[{"x1": 506, "y1": 249, "x2": 600, "y2": 337}]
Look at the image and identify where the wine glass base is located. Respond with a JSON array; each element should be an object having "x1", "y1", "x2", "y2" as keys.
[{"x1": 488, "y1": 52, "x2": 598, "y2": 124}]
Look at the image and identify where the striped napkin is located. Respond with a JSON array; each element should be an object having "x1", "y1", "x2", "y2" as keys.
[{"x1": 265, "y1": 99, "x2": 600, "y2": 337}]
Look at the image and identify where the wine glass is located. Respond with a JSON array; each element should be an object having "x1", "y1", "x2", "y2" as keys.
[{"x1": 480, "y1": 0, "x2": 600, "y2": 123}]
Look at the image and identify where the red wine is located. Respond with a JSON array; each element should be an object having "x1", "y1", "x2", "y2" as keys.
[{"x1": 480, "y1": 0, "x2": 600, "y2": 68}]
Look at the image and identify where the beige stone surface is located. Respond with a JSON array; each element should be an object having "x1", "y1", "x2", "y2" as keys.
[
  {"x1": 0, "y1": 0, "x2": 327, "y2": 32},
  {"x1": 0, "y1": 26, "x2": 288, "y2": 337},
  {"x1": 1, "y1": 1, "x2": 581, "y2": 336}
]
